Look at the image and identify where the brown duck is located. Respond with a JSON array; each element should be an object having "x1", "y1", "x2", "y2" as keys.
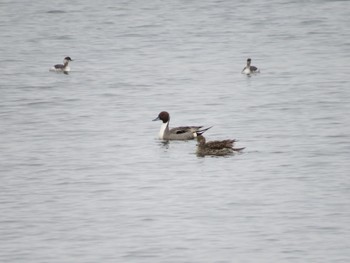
[{"x1": 196, "y1": 135, "x2": 245, "y2": 156}]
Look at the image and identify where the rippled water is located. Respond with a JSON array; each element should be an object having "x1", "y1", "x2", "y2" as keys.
[{"x1": 1, "y1": 0, "x2": 350, "y2": 262}]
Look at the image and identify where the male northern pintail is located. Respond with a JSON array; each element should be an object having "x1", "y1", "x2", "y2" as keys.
[
  {"x1": 50, "y1": 57, "x2": 73, "y2": 73},
  {"x1": 153, "y1": 111, "x2": 211, "y2": 140},
  {"x1": 241, "y1": 58, "x2": 260, "y2": 75},
  {"x1": 196, "y1": 135, "x2": 245, "y2": 157}
]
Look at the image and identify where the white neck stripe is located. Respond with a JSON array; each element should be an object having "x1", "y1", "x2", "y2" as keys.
[{"x1": 159, "y1": 122, "x2": 168, "y2": 139}]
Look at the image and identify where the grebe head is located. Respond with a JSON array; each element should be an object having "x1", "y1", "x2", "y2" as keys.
[{"x1": 63, "y1": 57, "x2": 73, "y2": 64}]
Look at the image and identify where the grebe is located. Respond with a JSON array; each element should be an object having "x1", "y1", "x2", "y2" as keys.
[
  {"x1": 241, "y1": 58, "x2": 260, "y2": 75},
  {"x1": 50, "y1": 57, "x2": 73, "y2": 73}
]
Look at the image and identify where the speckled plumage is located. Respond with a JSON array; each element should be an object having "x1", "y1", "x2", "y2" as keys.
[{"x1": 196, "y1": 135, "x2": 244, "y2": 156}]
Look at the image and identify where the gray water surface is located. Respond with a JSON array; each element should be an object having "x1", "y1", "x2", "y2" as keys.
[{"x1": 1, "y1": 0, "x2": 350, "y2": 262}]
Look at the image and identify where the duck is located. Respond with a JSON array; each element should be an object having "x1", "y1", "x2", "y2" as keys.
[
  {"x1": 50, "y1": 57, "x2": 73, "y2": 73},
  {"x1": 153, "y1": 111, "x2": 211, "y2": 140},
  {"x1": 196, "y1": 135, "x2": 245, "y2": 156},
  {"x1": 241, "y1": 58, "x2": 260, "y2": 75}
]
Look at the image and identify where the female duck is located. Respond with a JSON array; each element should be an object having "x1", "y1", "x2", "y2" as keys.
[{"x1": 196, "y1": 135, "x2": 244, "y2": 156}]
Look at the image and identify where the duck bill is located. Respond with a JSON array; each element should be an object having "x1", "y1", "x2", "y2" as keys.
[{"x1": 152, "y1": 116, "x2": 160, "y2": 121}]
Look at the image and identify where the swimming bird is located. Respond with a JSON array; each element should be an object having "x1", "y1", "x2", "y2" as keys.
[
  {"x1": 241, "y1": 58, "x2": 260, "y2": 75},
  {"x1": 153, "y1": 111, "x2": 211, "y2": 140},
  {"x1": 196, "y1": 135, "x2": 245, "y2": 156},
  {"x1": 50, "y1": 57, "x2": 73, "y2": 73}
]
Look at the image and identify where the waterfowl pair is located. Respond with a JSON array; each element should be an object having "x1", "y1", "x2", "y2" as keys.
[
  {"x1": 241, "y1": 58, "x2": 260, "y2": 75},
  {"x1": 153, "y1": 111, "x2": 211, "y2": 140}
]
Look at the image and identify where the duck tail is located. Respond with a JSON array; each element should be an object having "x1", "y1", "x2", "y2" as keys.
[
  {"x1": 232, "y1": 147, "x2": 245, "y2": 152},
  {"x1": 196, "y1": 126, "x2": 213, "y2": 136}
]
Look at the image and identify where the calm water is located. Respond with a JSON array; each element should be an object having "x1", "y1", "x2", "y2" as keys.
[{"x1": 1, "y1": 0, "x2": 350, "y2": 262}]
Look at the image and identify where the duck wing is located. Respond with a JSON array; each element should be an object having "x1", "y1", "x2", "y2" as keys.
[
  {"x1": 170, "y1": 126, "x2": 203, "y2": 134},
  {"x1": 205, "y1": 139, "x2": 236, "y2": 149}
]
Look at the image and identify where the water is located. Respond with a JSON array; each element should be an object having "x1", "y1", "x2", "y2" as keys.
[{"x1": 1, "y1": 0, "x2": 350, "y2": 262}]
